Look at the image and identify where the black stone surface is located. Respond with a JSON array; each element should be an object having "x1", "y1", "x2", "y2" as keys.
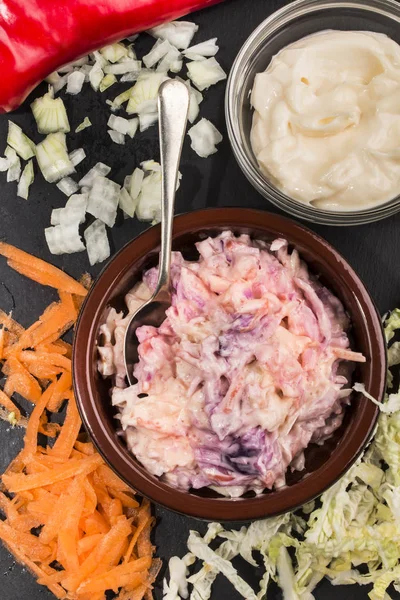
[{"x1": 0, "y1": 1, "x2": 399, "y2": 598}]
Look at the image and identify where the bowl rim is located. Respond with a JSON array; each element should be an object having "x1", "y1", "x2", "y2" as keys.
[
  {"x1": 73, "y1": 208, "x2": 386, "y2": 521},
  {"x1": 225, "y1": 0, "x2": 400, "y2": 226}
]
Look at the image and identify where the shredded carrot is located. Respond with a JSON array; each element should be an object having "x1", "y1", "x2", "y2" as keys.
[
  {"x1": 0, "y1": 242, "x2": 87, "y2": 295},
  {"x1": 0, "y1": 245, "x2": 159, "y2": 600}
]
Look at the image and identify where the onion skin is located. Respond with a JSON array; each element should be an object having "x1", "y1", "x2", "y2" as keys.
[{"x1": 0, "y1": 0, "x2": 225, "y2": 112}]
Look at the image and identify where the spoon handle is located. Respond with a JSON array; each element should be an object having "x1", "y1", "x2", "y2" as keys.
[{"x1": 156, "y1": 79, "x2": 190, "y2": 298}]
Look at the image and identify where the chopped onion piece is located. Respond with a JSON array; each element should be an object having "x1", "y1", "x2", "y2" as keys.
[
  {"x1": 109, "y1": 87, "x2": 134, "y2": 111},
  {"x1": 156, "y1": 46, "x2": 182, "y2": 73},
  {"x1": 104, "y1": 60, "x2": 141, "y2": 75},
  {"x1": 108, "y1": 115, "x2": 138, "y2": 138},
  {"x1": 188, "y1": 118, "x2": 223, "y2": 158},
  {"x1": 185, "y1": 81, "x2": 203, "y2": 124},
  {"x1": 183, "y1": 38, "x2": 219, "y2": 60},
  {"x1": 139, "y1": 112, "x2": 158, "y2": 132},
  {"x1": 136, "y1": 171, "x2": 162, "y2": 222},
  {"x1": 31, "y1": 91, "x2": 70, "y2": 134},
  {"x1": 75, "y1": 117, "x2": 92, "y2": 133},
  {"x1": 59, "y1": 56, "x2": 89, "y2": 73},
  {"x1": 87, "y1": 176, "x2": 120, "y2": 227},
  {"x1": 59, "y1": 193, "x2": 88, "y2": 226},
  {"x1": 5, "y1": 147, "x2": 21, "y2": 182},
  {"x1": 127, "y1": 34, "x2": 139, "y2": 42},
  {"x1": 141, "y1": 160, "x2": 161, "y2": 172},
  {"x1": 36, "y1": 132, "x2": 75, "y2": 183},
  {"x1": 119, "y1": 187, "x2": 137, "y2": 218},
  {"x1": 187, "y1": 57, "x2": 227, "y2": 91},
  {"x1": 17, "y1": 160, "x2": 34, "y2": 200},
  {"x1": 90, "y1": 50, "x2": 108, "y2": 69},
  {"x1": 7, "y1": 121, "x2": 36, "y2": 160},
  {"x1": 79, "y1": 64, "x2": 92, "y2": 82},
  {"x1": 143, "y1": 39, "x2": 173, "y2": 69},
  {"x1": 69, "y1": 148, "x2": 86, "y2": 167},
  {"x1": 84, "y1": 219, "x2": 110, "y2": 265},
  {"x1": 50, "y1": 208, "x2": 63, "y2": 226},
  {"x1": 78, "y1": 162, "x2": 111, "y2": 188},
  {"x1": 124, "y1": 175, "x2": 131, "y2": 190},
  {"x1": 100, "y1": 43, "x2": 128, "y2": 63},
  {"x1": 89, "y1": 62, "x2": 104, "y2": 91},
  {"x1": 108, "y1": 130, "x2": 126, "y2": 145},
  {"x1": 45, "y1": 223, "x2": 85, "y2": 255},
  {"x1": 45, "y1": 72, "x2": 61, "y2": 86},
  {"x1": 126, "y1": 72, "x2": 167, "y2": 114},
  {"x1": 66, "y1": 70, "x2": 85, "y2": 95},
  {"x1": 130, "y1": 167, "x2": 145, "y2": 200},
  {"x1": 99, "y1": 73, "x2": 117, "y2": 92},
  {"x1": 0, "y1": 156, "x2": 10, "y2": 172},
  {"x1": 53, "y1": 75, "x2": 68, "y2": 94},
  {"x1": 56, "y1": 177, "x2": 79, "y2": 196},
  {"x1": 120, "y1": 72, "x2": 141, "y2": 83},
  {"x1": 147, "y1": 21, "x2": 198, "y2": 50}
]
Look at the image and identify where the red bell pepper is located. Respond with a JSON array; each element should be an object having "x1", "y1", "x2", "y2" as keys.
[{"x1": 0, "y1": 0, "x2": 224, "y2": 113}]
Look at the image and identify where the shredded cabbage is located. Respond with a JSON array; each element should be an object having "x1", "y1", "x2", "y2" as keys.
[{"x1": 163, "y1": 309, "x2": 400, "y2": 600}]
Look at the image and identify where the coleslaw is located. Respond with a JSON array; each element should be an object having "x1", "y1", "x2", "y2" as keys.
[{"x1": 97, "y1": 231, "x2": 365, "y2": 496}]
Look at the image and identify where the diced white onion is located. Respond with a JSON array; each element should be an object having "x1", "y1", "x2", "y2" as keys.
[
  {"x1": 7, "y1": 121, "x2": 36, "y2": 160},
  {"x1": 5, "y1": 147, "x2": 21, "y2": 182},
  {"x1": 104, "y1": 60, "x2": 141, "y2": 75},
  {"x1": 136, "y1": 171, "x2": 162, "y2": 222},
  {"x1": 36, "y1": 132, "x2": 75, "y2": 183},
  {"x1": 86, "y1": 176, "x2": 120, "y2": 227},
  {"x1": 185, "y1": 81, "x2": 203, "y2": 124},
  {"x1": 69, "y1": 148, "x2": 86, "y2": 167},
  {"x1": 119, "y1": 187, "x2": 137, "y2": 218},
  {"x1": 99, "y1": 73, "x2": 117, "y2": 92},
  {"x1": 17, "y1": 160, "x2": 34, "y2": 200},
  {"x1": 100, "y1": 43, "x2": 128, "y2": 63},
  {"x1": 107, "y1": 115, "x2": 138, "y2": 138},
  {"x1": 130, "y1": 167, "x2": 145, "y2": 200},
  {"x1": 127, "y1": 34, "x2": 139, "y2": 42},
  {"x1": 139, "y1": 112, "x2": 158, "y2": 132},
  {"x1": 75, "y1": 117, "x2": 92, "y2": 133},
  {"x1": 124, "y1": 175, "x2": 131, "y2": 190},
  {"x1": 66, "y1": 70, "x2": 85, "y2": 95},
  {"x1": 108, "y1": 130, "x2": 126, "y2": 145},
  {"x1": 45, "y1": 72, "x2": 62, "y2": 86},
  {"x1": 143, "y1": 39, "x2": 173, "y2": 69},
  {"x1": 0, "y1": 156, "x2": 10, "y2": 172},
  {"x1": 56, "y1": 177, "x2": 79, "y2": 196},
  {"x1": 45, "y1": 223, "x2": 85, "y2": 255},
  {"x1": 90, "y1": 51, "x2": 108, "y2": 69},
  {"x1": 147, "y1": 21, "x2": 198, "y2": 50},
  {"x1": 187, "y1": 57, "x2": 227, "y2": 91},
  {"x1": 31, "y1": 91, "x2": 70, "y2": 134},
  {"x1": 50, "y1": 208, "x2": 63, "y2": 226},
  {"x1": 141, "y1": 160, "x2": 161, "y2": 172},
  {"x1": 120, "y1": 72, "x2": 141, "y2": 83},
  {"x1": 59, "y1": 193, "x2": 88, "y2": 226},
  {"x1": 89, "y1": 62, "x2": 104, "y2": 91},
  {"x1": 183, "y1": 38, "x2": 219, "y2": 61},
  {"x1": 59, "y1": 56, "x2": 89, "y2": 73},
  {"x1": 188, "y1": 118, "x2": 223, "y2": 158},
  {"x1": 79, "y1": 64, "x2": 92, "y2": 82},
  {"x1": 156, "y1": 46, "x2": 182, "y2": 74},
  {"x1": 126, "y1": 72, "x2": 167, "y2": 115},
  {"x1": 78, "y1": 162, "x2": 111, "y2": 188},
  {"x1": 84, "y1": 219, "x2": 110, "y2": 265}
]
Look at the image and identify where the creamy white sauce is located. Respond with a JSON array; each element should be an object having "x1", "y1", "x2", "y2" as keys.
[{"x1": 250, "y1": 30, "x2": 400, "y2": 211}]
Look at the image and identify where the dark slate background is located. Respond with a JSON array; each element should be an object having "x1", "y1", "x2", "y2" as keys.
[{"x1": 0, "y1": 0, "x2": 399, "y2": 598}]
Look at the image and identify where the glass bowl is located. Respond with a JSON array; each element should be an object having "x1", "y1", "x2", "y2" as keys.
[{"x1": 225, "y1": 0, "x2": 400, "y2": 226}]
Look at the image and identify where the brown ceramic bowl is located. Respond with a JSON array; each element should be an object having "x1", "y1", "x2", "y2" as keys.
[{"x1": 73, "y1": 208, "x2": 386, "y2": 521}]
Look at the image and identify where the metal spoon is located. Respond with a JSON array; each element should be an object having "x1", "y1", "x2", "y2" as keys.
[{"x1": 124, "y1": 79, "x2": 190, "y2": 385}]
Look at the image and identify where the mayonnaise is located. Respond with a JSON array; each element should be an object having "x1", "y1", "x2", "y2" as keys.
[{"x1": 250, "y1": 30, "x2": 400, "y2": 211}]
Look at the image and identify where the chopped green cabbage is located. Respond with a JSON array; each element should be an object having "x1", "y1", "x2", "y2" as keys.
[{"x1": 163, "y1": 309, "x2": 400, "y2": 600}]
